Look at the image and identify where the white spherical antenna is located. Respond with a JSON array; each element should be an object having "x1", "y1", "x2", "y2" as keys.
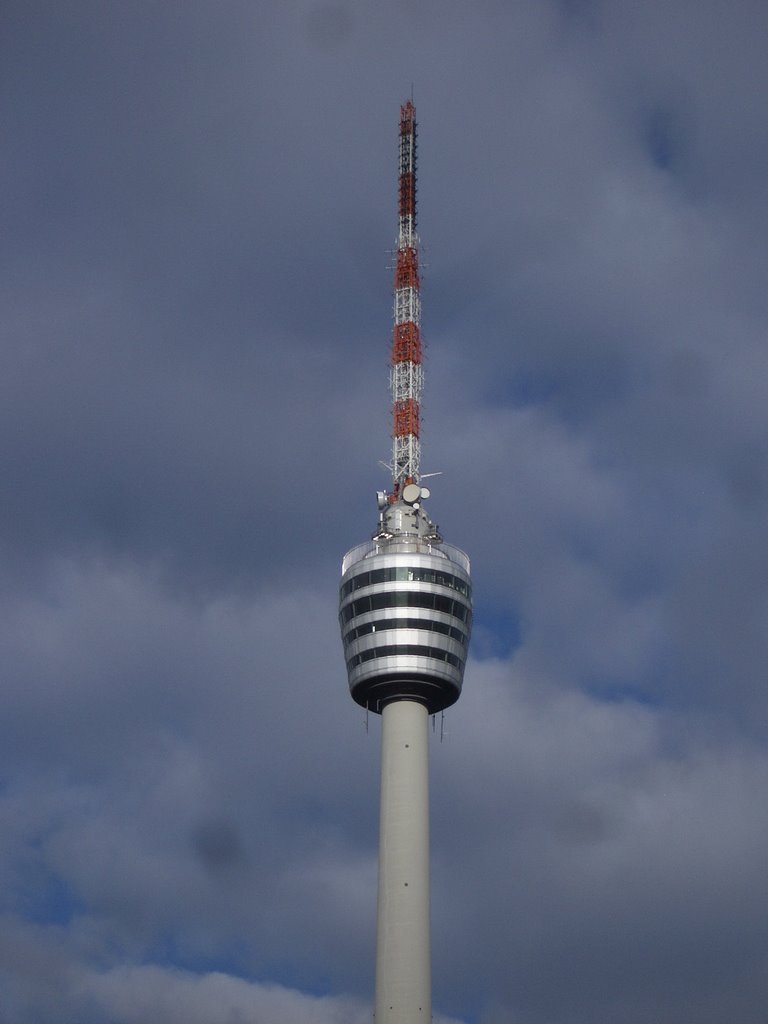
[
  {"x1": 402, "y1": 483, "x2": 421, "y2": 505},
  {"x1": 420, "y1": 487, "x2": 430, "y2": 500}
]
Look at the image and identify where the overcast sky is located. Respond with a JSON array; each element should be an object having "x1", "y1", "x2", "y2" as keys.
[{"x1": 3, "y1": 2, "x2": 768, "y2": 1022}]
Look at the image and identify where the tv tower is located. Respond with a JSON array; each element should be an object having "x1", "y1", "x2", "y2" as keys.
[{"x1": 339, "y1": 101, "x2": 472, "y2": 1024}]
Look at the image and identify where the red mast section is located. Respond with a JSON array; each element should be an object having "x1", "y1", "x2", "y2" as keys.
[{"x1": 390, "y1": 100, "x2": 422, "y2": 500}]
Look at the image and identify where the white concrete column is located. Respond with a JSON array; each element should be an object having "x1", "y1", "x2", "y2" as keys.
[{"x1": 375, "y1": 699, "x2": 431, "y2": 1023}]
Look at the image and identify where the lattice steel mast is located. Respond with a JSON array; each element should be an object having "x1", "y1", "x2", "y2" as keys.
[{"x1": 391, "y1": 100, "x2": 422, "y2": 497}]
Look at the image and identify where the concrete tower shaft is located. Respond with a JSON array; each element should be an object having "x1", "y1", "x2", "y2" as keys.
[{"x1": 375, "y1": 700, "x2": 431, "y2": 1022}]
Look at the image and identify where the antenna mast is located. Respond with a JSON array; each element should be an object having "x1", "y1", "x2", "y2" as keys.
[{"x1": 391, "y1": 100, "x2": 422, "y2": 498}]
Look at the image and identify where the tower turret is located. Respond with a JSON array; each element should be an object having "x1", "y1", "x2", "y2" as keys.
[{"x1": 339, "y1": 101, "x2": 471, "y2": 1024}]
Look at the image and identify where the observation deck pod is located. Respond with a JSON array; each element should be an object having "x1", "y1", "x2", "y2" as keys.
[{"x1": 339, "y1": 501, "x2": 472, "y2": 715}]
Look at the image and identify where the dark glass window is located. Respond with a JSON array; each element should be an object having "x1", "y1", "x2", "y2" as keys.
[
  {"x1": 340, "y1": 591, "x2": 472, "y2": 626},
  {"x1": 340, "y1": 565, "x2": 471, "y2": 601},
  {"x1": 343, "y1": 617, "x2": 468, "y2": 646}
]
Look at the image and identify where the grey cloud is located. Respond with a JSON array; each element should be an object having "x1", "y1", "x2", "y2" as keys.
[{"x1": 3, "y1": 1, "x2": 768, "y2": 1022}]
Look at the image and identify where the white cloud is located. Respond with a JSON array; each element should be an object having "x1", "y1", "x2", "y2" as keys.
[{"x1": 80, "y1": 966, "x2": 372, "y2": 1024}]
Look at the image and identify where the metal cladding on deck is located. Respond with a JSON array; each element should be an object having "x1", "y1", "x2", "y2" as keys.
[{"x1": 339, "y1": 542, "x2": 472, "y2": 715}]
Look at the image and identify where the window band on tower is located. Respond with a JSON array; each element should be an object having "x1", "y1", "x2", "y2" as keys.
[
  {"x1": 347, "y1": 645, "x2": 465, "y2": 672},
  {"x1": 339, "y1": 591, "x2": 473, "y2": 625},
  {"x1": 343, "y1": 617, "x2": 468, "y2": 646},
  {"x1": 340, "y1": 565, "x2": 471, "y2": 599}
]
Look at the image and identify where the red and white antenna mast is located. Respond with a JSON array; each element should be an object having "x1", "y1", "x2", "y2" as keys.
[{"x1": 390, "y1": 100, "x2": 422, "y2": 500}]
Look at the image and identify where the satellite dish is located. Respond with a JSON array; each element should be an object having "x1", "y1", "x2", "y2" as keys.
[
  {"x1": 402, "y1": 483, "x2": 421, "y2": 505},
  {"x1": 420, "y1": 487, "x2": 430, "y2": 500}
]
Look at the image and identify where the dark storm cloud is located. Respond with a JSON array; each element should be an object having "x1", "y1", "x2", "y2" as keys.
[
  {"x1": 1, "y1": 1, "x2": 392, "y2": 590},
  {"x1": 3, "y1": 1, "x2": 768, "y2": 1022},
  {"x1": 430, "y1": 663, "x2": 768, "y2": 1023},
  {"x1": 192, "y1": 819, "x2": 245, "y2": 873}
]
